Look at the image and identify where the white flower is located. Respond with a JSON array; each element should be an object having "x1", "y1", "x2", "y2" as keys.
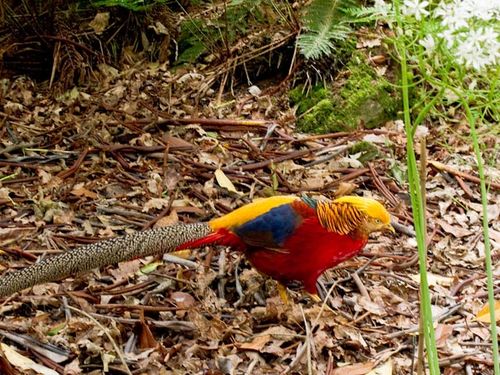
[
  {"x1": 374, "y1": 0, "x2": 393, "y2": 16},
  {"x1": 436, "y1": 1, "x2": 470, "y2": 31},
  {"x1": 402, "y1": 0, "x2": 430, "y2": 20},
  {"x1": 455, "y1": 42, "x2": 489, "y2": 70},
  {"x1": 453, "y1": 27, "x2": 500, "y2": 70},
  {"x1": 466, "y1": 0, "x2": 500, "y2": 21},
  {"x1": 419, "y1": 35, "x2": 436, "y2": 53},
  {"x1": 439, "y1": 29, "x2": 457, "y2": 48},
  {"x1": 436, "y1": 0, "x2": 500, "y2": 29}
]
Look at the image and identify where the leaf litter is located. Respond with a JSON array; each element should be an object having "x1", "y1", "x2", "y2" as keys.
[{"x1": 0, "y1": 64, "x2": 499, "y2": 374}]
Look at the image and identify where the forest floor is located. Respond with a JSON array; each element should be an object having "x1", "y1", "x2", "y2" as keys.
[{"x1": 0, "y1": 59, "x2": 499, "y2": 375}]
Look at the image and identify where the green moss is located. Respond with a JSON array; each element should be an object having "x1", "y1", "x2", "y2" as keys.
[
  {"x1": 289, "y1": 85, "x2": 330, "y2": 115},
  {"x1": 300, "y1": 99, "x2": 337, "y2": 133},
  {"x1": 349, "y1": 141, "x2": 379, "y2": 163},
  {"x1": 336, "y1": 56, "x2": 398, "y2": 130},
  {"x1": 291, "y1": 54, "x2": 400, "y2": 133}
]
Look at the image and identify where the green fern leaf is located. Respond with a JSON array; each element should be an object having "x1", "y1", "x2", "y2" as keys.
[{"x1": 298, "y1": 0, "x2": 359, "y2": 60}]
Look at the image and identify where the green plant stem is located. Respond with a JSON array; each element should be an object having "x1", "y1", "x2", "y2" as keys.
[
  {"x1": 393, "y1": 1, "x2": 440, "y2": 374},
  {"x1": 462, "y1": 101, "x2": 500, "y2": 375}
]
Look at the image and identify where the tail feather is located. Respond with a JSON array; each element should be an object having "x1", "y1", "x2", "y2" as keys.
[{"x1": 0, "y1": 223, "x2": 211, "y2": 297}]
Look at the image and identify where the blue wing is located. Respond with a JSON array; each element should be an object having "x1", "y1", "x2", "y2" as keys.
[{"x1": 233, "y1": 203, "x2": 304, "y2": 248}]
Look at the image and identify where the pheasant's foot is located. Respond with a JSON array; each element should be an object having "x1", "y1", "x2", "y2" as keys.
[{"x1": 277, "y1": 283, "x2": 289, "y2": 304}]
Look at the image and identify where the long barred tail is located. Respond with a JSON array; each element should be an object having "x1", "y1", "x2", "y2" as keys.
[{"x1": 0, "y1": 223, "x2": 212, "y2": 297}]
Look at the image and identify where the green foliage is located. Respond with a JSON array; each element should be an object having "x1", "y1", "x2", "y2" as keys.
[
  {"x1": 300, "y1": 99, "x2": 336, "y2": 133},
  {"x1": 390, "y1": 0, "x2": 499, "y2": 370},
  {"x1": 349, "y1": 141, "x2": 379, "y2": 163},
  {"x1": 291, "y1": 55, "x2": 399, "y2": 133},
  {"x1": 297, "y1": 0, "x2": 360, "y2": 59},
  {"x1": 90, "y1": 0, "x2": 167, "y2": 11},
  {"x1": 177, "y1": 0, "x2": 272, "y2": 65},
  {"x1": 177, "y1": 19, "x2": 212, "y2": 64},
  {"x1": 289, "y1": 85, "x2": 330, "y2": 115},
  {"x1": 338, "y1": 56, "x2": 398, "y2": 129}
]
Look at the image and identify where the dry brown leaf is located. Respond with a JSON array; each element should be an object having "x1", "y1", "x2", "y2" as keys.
[
  {"x1": 0, "y1": 343, "x2": 58, "y2": 375},
  {"x1": 188, "y1": 310, "x2": 227, "y2": 341},
  {"x1": 138, "y1": 321, "x2": 159, "y2": 350},
  {"x1": 333, "y1": 326, "x2": 367, "y2": 347},
  {"x1": 435, "y1": 324, "x2": 454, "y2": 347},
  {"x1": 108, "y1": 259, "x2": 142, "y2": 281},
  {"x1": 237, "y1": 326, "x2": 297, "y2": 356},
  {"x1": 165, "y1": 136, "x2": 194, "y2": 151},
  {"x1": 410, "y1": 273, "x2": 454, "y2": 287},
  {"x1": 334, "y1": 182, "x2": 358, "y2": 197},
  {"x1": 171, "y1": 291, "x2": 195, "y2": 310},
  {"x1": 436, "y1": 219, "x2": 472, "y2": 237},
  {"x1": 331, "y1": 361, "x2": 374, "y2": 375},
  {"x1": 71, "y1": 183, "x2": 98, "y2": 199},
  {"x1": 89, "y1": 12, "x2": 109, "y2": 35},
  {"x1": 155, "y1": 210, "x2": 179, "y2": 227},
  {"x1": 357, "y1": 295, "x2": 386, "y2": 316},
  {"x1": 238, "y1": 334, "x2": 271, "y2": 351},
  {"x1": 367, "y1": 359, "x2": 393, "y2": 375},
  {"x1": 143, "y1": 198, "x2": 170, "y2": 212}
]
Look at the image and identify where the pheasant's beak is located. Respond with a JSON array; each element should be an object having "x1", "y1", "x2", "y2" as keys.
[{"x1": 384, "y1": 223, "x2": 396, "y2": 234}]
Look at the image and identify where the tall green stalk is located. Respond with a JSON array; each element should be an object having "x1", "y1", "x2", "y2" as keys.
[
  {"x1": 462, "y1": 101, "x2": 500, "y2": 374},
  {"x1": 393, "y1": 1, "x2": 440, "y2": 374}
]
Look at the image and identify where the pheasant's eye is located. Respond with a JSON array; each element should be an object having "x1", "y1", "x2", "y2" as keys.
[{"x1": 374, "y1": 219, "x2": 382, "y2": 224}]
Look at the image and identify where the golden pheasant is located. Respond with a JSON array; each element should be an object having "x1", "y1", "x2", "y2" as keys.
[{"x1": 0, "y1": 195, "x2": 393, "y2": 298}]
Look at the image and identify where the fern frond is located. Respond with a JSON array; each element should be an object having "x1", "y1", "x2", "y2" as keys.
[
  {"x1": 298, "y1": 24, "x2": 351, "y2": 60},
  {"x1": 343, "y1": 4, "x2": 394, "y2": 23},
  {"x1": 298, "y1": 0, "x2": 359, "y2": 60}
]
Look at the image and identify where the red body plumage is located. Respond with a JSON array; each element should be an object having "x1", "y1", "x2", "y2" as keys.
[
  {"x1": 179, "y1": 197, "x2": 371, "y2": 294},
  {"x1": 245, "y1": 218, "x2": 367, "y2": 293}
]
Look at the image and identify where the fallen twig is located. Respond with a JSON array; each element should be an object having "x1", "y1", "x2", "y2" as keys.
[{"x1": 429, "y1": 160, "x2": 500, "y2": 190}]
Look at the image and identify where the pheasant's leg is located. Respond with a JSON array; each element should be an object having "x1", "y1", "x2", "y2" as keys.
[
  {"x1": 308, "y1": 293, "x2": 322, "y2": 303},
  {"x1": 277, "y1": 283, "x2": 289, "y2": 304}
]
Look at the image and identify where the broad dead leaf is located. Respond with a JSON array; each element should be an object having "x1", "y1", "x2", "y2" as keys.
[
  {"x1": 71, "y1": 183, "x2": 98, "y2": 199},
  {"x1": 154, "y1": 209, "x2": 179, "y2": 227},
  {"x1": 358, "y1": 295, "x2": 386, "y2": 316},
  {"x1": 89, "y1": 12, "x2": 110, "y2": 35},
  {"x1": 1, "y1": 343, "x2": 58, "y2": 375},
  {"x1": 475, "y1": 300, "x2": 500, "y2": 323},
  {"x1": 331, "y1": 361, "x2": 374, "y2": 375},
  {"x1": 137, "y1": 321, "x2": 159, "y2": 350},
  {"x1": 410, "y1": 273, "x2": 453, "y2": 287},
  {"x1": 436, "y1": 219, "x2": 472, "y2": 237},
  {"x1": 367, "y1": 359, "x2": 393, "y2": 375},
  {"x1": 237, "y1": 326, "x2": 296, "y2": 356},
  {"x1": 214, "y1": 168, "x2": 241, "y2": 195},
  {"x1": 143, "y1": 198, "x2": 170, "y2": 212},
  {"x1": 108, "y1": 259, "x2": 142, "y2": 281},
  {"x1": 171, "y1": 291, "x2": 195, "y2": 310},
  {"x1": 435, "y1": 324, "x2": 454, "y2": 347},
  {"x1": 238, "y1": 334, "x2": 271, "y2": 351}
]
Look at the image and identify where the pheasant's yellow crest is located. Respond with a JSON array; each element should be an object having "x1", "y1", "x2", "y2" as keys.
[{"x1": 333, "y1": 196, "x2": 391, "y2": 225}]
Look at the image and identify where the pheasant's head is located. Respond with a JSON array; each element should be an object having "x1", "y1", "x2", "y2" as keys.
[{"x1": 317, "y1": 196, "x2": 394, "y2": 237}]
